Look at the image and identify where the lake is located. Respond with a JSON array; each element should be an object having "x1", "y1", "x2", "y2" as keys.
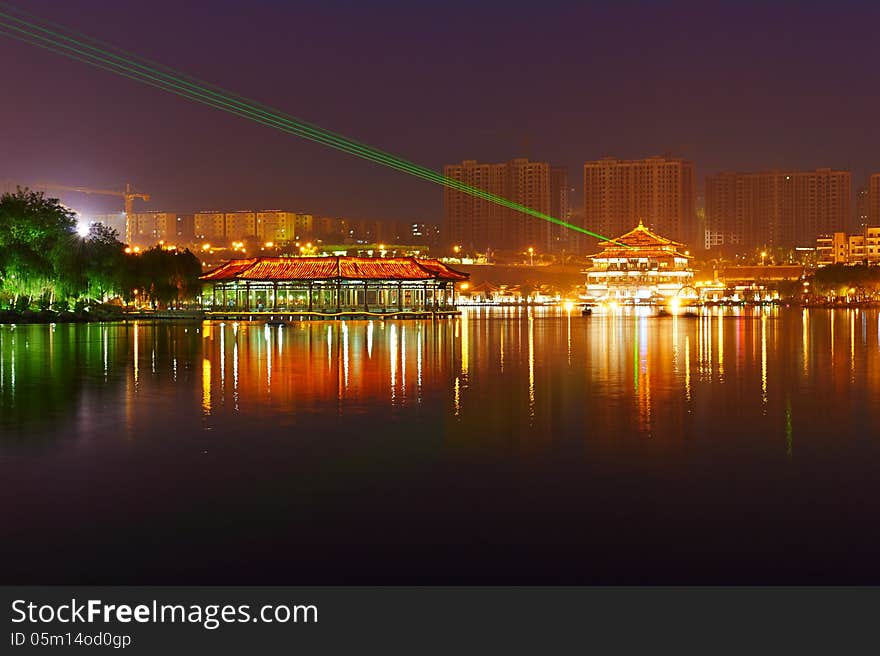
[{"x1": 2, "y1": 307, "x2": 880, "y2": 583}]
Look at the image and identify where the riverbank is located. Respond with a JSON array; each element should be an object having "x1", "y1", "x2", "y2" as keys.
[{"x1": 0, "y1": 306, "x2": 125, "y2": 324}]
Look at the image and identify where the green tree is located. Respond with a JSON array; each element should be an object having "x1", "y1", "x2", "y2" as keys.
[{"x1": 0, "y1": 187, "x2": 77, "y2": 307}]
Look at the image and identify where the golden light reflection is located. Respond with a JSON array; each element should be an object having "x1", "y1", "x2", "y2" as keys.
[
  {"x1": 219, "y1": 323, "x2": 226, "y2": 393},
  {"x1": 638, "y1": 317, "x2": 652, "y2": 432},
  {"x1": 528, "y1": 314, "x2": 535, "y2": 423},
  {"x1": 342, "y1": 321, "x2": 349, "y2": 391},
  {"x1": 499, "y1": 324, "x2": 505, "y2": 373},
  {"x1": 390, "y1": 323, "x2": 397, "y2": 404},
  {"x1": 416, "y1": 324, "x2": 423, "y2": 403},
  {"x1": 233, "y1": 333, "x2": 240, "y2": 412},
  {"x1": 685, "y1": 334, "x2": 691, "y2": 403},
  {"x1": 133, "y1": 323, "x2": 139, "y2": 385},
  {"x1": 850, "y1": 310, "x2": 856, "y2": 380},
  {"x1": 802, "y1": 309, "x2": 809, "y2": 376},
  {"x1": 672, "y1": 314, "x2": 679, "y2": 373},
  {"x1": 460, "y1": 311, "x2": 469, "y2": 376},
  {"x1": 326, "y1": 325, "x2": 332, "y2": 370},
  {"x1": 761, "y1": 312, "x2": 768, "y2": 412},
  {"x1": 202, "y1": 358, "x2": 212, "y2": 416},
  {"x1": 401, "y1": 325, "x2": 407, "y2": 397},
  {"x1": 566, "y1": 310, "x2": 572, "y2": 366}
]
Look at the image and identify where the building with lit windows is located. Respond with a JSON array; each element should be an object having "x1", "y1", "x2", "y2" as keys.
[
  {"x1": 126, "y1": 211, "x2": 175, "y2": 245},
  {"x1": 870, "y1": 174, "x2": 880, "y2": 227},
  {"x1": 583, "y1": 156, "x2": 696, "y2": 248},
  {"x1": 816, "y1": 227, "x2": 880, "y2": 265},
  {"x1": 582, "y1": 221, "x2": 694, "y2": 303},
  {"x1": 444, "y1": 158, "x2": 570, "y2": 253},
  {"x1": 225, "y1": 212, "x2": 257, "y2": 241},
  {"x1": 194, "y1": 212, "x2": 226, "y2": 241},
  {"x1": 705, "y1": 168, "x2": 851, "y2": 249}
]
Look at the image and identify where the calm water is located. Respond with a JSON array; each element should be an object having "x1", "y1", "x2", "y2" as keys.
[{"x1": 2, "y1": 307, "x2": 880, "y2": 583}]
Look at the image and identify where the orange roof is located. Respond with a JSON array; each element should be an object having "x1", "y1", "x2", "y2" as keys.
[
  {"x1": 200, "y1": 256, "x2": 469, "y2": 282},
  {"x1": 589, "y1": 248, "x2": 692, "y2": 260},
  {"x1": 605, "y1": 220, "x2": 684, "y2": 248},
  {"x1": 200, "y1": 258, "x2": 259, "y2": 281},
  {"x1": 588, "y1": 221, "x2": 691, "y2": 259}
]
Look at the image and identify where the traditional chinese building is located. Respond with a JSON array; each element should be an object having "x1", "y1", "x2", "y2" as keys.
[
  {"x1": 583, "y1": 221, "x2": 694, "y2": 303},
  {"x1": 200, "y1": 256, "x2": 468, "y2": 315}
]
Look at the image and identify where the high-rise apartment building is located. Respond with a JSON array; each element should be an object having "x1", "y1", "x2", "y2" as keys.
[
  {"x1": 705, "y1": 168, "x2": 851, "y2": 249},
  {"x1": 855, "y1": 186, "x2": 869, "y2": 230},
  {"x1": 126, "y1": 212, "x2": 175, "y2": 245},
  {"x1": 444, "y1": 158, "x2": 568, "y2": 253},
  {"x1": 870, "y1": 174, "x2": 880, "y2": 227},
  {"x1": 225, "y1": 212, "x2": 257, "y2": 241},
  {"x1": 194, "y1": 212, "x2": 226, "y2": 242},
  {"x1": 583, "y1": 156, "x2": 696, "y2": 248}
]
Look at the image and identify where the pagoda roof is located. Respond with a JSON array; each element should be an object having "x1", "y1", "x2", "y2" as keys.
[
  {"x1": 200, "y1": 256, "x2": 469, "y2": 282},
  {"x1": 587, "y1": 221, "x2": 691, "y2": 259}
]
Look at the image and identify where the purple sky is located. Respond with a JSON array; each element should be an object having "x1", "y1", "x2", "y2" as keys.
[{"x1": 1, "y1": 0, "x2": 878, "y2": 221}]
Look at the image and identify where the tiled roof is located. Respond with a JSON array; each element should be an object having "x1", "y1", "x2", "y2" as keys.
[
  {"x1": 200, "y1": 256, "x2": 469, "y2": 282},
  {"x1": 598, "y1": 220, "x2": 684, "y2": 249},
  {"x1": 199, "y1": 258, "x2": 259, "y2": 281},
  {"x1": 588, "y1": 248, "x2": 691, "y2": 260}
]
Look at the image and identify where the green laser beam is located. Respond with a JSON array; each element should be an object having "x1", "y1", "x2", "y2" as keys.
[
  {"x1": 0, "y1": 11, "x2": 547, "y2": 216},
  {"x1": 0, "y1": 4, "x2": 622, "y2": 245},
  {"x1": 0, "y1": 8, "x2": 616, "y2": 243}
]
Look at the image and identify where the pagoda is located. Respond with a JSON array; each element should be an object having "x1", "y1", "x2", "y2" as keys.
[{"x1": 582, "y1": 221, "x2": 694, "y2": 303}]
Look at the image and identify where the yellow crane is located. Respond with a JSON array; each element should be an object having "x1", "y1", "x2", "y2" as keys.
[{"x1": 37, "y1": 182, "x2": 150, "y2": 240}]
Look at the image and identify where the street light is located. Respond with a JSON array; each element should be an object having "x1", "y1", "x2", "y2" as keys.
[
  {"x1": 528, "y1": 247, "x2": 534, "y2": 266},
  {"x1": 760, "y1": 251, "x2": 767, "y2": 266}
]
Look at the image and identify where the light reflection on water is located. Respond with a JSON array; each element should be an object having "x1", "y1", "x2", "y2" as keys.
[
  {"x1": 3, "y1": 307, "x2": 880, "y2": 583},
  {"x1": 3, "y1": 307, "x2": 880, "y2": 440}
]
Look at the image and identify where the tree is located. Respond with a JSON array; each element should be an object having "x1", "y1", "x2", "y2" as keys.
[
  {"x1": 0, "y1": 187, "x2": 77, "y2": 307},
  {"x1": 83, "y1": 223, "x2": 126, "y2": 301},
  {"x1": 127, "y1": 247, "x2": 202, "y2": 308}
]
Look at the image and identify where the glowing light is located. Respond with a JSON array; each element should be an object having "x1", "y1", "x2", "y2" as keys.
[
  {"x1": 0, "y1": 7, "x2": 622, "y2": 244},
  {"x1": 76, "y1": 221, "x2": 90, "y2": 238}
]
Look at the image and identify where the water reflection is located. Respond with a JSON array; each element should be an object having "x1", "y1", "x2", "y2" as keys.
[{"x1": 3, "y1": 308, "x2": 880, "y2": 448}]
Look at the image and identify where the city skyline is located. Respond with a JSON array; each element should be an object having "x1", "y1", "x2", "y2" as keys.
[{"x1": 2, "y1": 0, "x2": 879, "y2": 224}]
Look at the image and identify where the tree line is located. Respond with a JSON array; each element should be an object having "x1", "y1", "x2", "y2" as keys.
[{"x1": 0, "y1": 188, "x2": 202, "y2": 312}]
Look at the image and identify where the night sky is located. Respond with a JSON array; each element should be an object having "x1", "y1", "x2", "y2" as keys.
[{"x1": 1, "y1": 0, "x2": 878, "y2": 221}]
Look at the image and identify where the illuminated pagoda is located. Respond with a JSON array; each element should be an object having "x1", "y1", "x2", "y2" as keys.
[
  {"x1": 200, "y1": 256, "x2": 468, "y2": 314},
  {"x1": 582, "y1": 220, "x2": 694, "y2": 303}
]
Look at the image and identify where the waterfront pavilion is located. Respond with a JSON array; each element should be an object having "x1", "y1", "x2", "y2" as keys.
[{"x1": 200, "y1": 256, "x2": 469, "y2": 315}]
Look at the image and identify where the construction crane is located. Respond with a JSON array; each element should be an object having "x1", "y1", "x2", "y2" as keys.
[{"x1": 37, "y1": 182, "x2": 150, "y2": 240}]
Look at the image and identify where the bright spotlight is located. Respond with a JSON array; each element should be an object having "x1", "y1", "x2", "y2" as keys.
[{"x1": 76, "y1": 222, "x2": 90, "y2": 238}]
